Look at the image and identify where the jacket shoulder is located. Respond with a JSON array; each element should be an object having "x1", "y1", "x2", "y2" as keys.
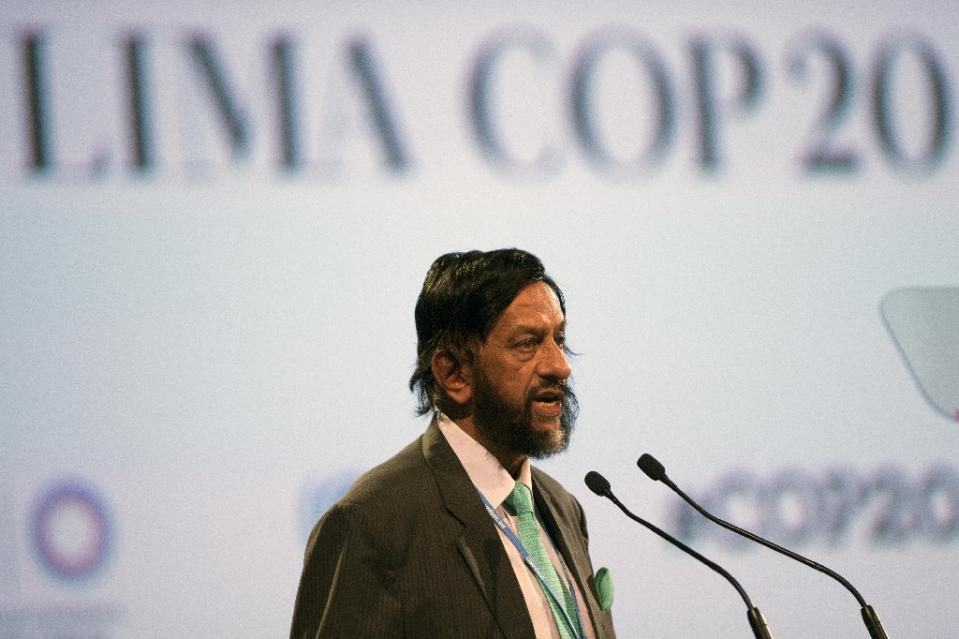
[{"x1": 338, "y1": 434, "x2": 436, "y2": 511}]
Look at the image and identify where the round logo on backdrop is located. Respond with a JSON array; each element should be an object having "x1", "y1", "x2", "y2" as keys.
[
  {"x1": 299, "y1": 470, "x2": 360, "y2": 542},
  {"x1": 31, "y1": 479, "x2": 112, "y2": 582}
]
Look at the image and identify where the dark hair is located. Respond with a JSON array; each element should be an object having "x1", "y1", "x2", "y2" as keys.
[{"x1": 408, "y1": 248, "x2": 566, "y2": 416}]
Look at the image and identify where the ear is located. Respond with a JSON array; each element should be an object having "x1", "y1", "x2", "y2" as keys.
[{"x1": 430, "y1": 349, "x2": 473, "y2": 406}]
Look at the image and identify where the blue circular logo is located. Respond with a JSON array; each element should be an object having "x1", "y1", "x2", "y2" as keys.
[
  {"x1": 299, "y1": 471, "x2": 360, "y2": 542},
  {"x1": 31, "y1": 480, "x2": 112, "y2": 582}
]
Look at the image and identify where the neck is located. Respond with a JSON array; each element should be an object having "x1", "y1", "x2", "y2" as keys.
[
  {"x1": 454, "y1": 415, "x2": 527, "y2": 478},
  {"x1": 498, "y1": 451, "x2": 527, "y2": 479}
]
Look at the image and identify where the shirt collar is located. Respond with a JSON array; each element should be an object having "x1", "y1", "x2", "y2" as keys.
[{"x1": 437, "y1": 412, "x2": 532, "y2": 508}]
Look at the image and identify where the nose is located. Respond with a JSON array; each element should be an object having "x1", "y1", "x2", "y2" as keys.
[{"x1": 538, "y1": 337, "x2": 571, "y2": 381}]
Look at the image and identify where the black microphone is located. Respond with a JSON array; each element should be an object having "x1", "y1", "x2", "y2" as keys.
[
  {"x1": 637, "y1": 453, "x2": 889, "y2": 639},
  {"x1": 584, "y1": 471, "x2": 774, "y2": 639}
]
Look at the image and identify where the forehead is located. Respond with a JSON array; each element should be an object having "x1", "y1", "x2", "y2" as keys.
[{"x1": 491, "y1": 282, "x2": 565, "y2": 332}]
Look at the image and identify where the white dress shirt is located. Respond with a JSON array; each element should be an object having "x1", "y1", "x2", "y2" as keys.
[{"x1": 438, "y1": 413, "x2": 595, "y2": 639}]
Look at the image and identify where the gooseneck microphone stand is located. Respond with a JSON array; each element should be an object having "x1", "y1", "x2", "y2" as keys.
[{"x1": 637, "y1": 453, "x2": 889, "y2": 639}]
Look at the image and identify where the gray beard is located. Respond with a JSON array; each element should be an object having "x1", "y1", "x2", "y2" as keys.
[{"x1": 470, "y1": 367, "x2": 578, "y2": 461}]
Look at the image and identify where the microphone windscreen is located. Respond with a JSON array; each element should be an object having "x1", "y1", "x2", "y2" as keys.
[
  {"x1": 584, "y1": 471, "x2": 611, "y2": 496},
  {"x1": 637, "y1": 453, "x2": 667, "y2": 481}
]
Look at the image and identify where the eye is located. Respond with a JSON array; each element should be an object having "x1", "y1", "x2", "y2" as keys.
[{"x1": 514, "y1": 337, "x2": 539, "y2": 352}]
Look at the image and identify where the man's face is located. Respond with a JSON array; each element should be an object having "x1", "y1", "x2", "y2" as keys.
[{"x1": 470, "y1": 282, "x2": 577, "y2": 459}]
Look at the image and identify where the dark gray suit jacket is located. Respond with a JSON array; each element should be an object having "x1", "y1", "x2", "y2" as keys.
[{"x1": 290, "y1": 420, "x2": 616, "y2": 639}]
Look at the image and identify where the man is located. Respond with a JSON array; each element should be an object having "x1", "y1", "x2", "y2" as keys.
[{"x1": 290, "y1": 249, "x2": 616, "y2": 639}]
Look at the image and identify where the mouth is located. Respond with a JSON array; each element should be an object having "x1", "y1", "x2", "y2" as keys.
[{"x1": 531, "y1": 389, "x2": 565, "y2": 419}]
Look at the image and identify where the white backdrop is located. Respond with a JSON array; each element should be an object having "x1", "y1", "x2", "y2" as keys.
[{"x1": 2, "y1": 2, "x2": 958, "y2": 637}]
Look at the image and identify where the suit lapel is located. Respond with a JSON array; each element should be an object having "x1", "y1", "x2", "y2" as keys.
[{"x1": 421, "y1": 420, "x2": 535, "y2": 639}]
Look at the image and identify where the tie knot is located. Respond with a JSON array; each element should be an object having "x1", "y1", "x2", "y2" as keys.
[{"x1": 506, "y1": 482, "x2": 534, "y2": 516}]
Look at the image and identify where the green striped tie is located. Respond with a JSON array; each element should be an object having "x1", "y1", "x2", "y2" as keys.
[{"x1": 505, "y1": 482, "x2": 580, "y2": 639}]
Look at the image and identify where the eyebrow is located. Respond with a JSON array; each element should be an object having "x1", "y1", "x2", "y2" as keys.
[{"x1": 508, "y1": 321, "x2": 566, "y2": 336}]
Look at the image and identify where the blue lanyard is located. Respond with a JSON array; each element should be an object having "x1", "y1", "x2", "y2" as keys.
[{"x1": 477, "y1": 489, "x2": 586, "y2": 639}]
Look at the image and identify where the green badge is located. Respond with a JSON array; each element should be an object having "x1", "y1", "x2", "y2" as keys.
[{"x1": 594, "y1": 567, "x2": 613, "y2": 611}]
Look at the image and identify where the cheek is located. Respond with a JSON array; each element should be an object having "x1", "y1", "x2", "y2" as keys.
[
  {"x1": 480, "y1": 357, "x2": 536, "y2": 401},
  {"x1": 505, "y1": 371, "x2": 537, "y2": 402}
]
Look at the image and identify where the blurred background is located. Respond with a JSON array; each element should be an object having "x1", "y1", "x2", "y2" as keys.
[{"x1": 1, "y1": 2, "x2": 957, "y2": 637}]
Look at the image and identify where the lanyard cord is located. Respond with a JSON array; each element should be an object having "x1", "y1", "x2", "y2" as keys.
[{"x1": 477, "y1": 490, "x2": 586, "y2": 639}]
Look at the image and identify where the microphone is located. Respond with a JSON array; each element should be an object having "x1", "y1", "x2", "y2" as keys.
[
  {"x1": 637, "y1": 453, "x2": 889, "y2": 639},
  {"x1": 584, "y1": 471, "x2": 774, "y2": 639}
]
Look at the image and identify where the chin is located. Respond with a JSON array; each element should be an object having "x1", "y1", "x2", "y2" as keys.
[
  {"x1": 533, "y1": 415, "x2": 561, "y2": 430},
  {"x1": 527, "y1": 424, "x2": 569, "y2": 459}
]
